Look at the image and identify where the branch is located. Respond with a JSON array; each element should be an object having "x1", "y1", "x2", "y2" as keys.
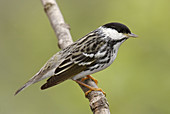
[
  {"x1": 40, "y1": 0, "x2": 110, "y2": 113},
  {"x1": 41, "y1": 0, "x2": 73, "y2": 49}
]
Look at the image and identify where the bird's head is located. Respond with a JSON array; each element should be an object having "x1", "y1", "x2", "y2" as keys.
[{"x1": 101, "y1": 22, "x2": 138, "y2": 41}]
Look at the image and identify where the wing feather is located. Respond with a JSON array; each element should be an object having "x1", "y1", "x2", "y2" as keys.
[
  {"x1": 41, "y1": 31, "x2": 106, "y2": 90},
  {"x1": 41, "y1": 56, "x2": 95, "y2": 89}
]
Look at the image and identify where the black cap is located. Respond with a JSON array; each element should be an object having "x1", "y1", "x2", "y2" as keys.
[{"x1": 103, "y1": 22, "x2": 131, "y2": 34}]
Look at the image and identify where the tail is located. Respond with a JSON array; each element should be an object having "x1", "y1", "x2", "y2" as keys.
[
  {"x1": 14, "y1": 79, "x2": 35, "y2": 96},
  {"x1": 14, "y1": 82, "x2": 31, "y2": 95},
  {"x1": 14, "y1": 74, "x2": 40, "y2": 96}
]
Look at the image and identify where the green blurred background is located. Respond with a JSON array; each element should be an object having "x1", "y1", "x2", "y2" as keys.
[{"x1": 1, "y1": 0, "x2": 170, "y2": 114}]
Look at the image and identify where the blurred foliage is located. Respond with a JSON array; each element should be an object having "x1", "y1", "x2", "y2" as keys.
[{"x1": 0, "y1": 0, "x2": 170, "y2": 114}]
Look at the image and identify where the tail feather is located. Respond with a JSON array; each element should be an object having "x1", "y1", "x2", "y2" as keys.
[
  {"x1": 14, "y1": 74, "x2": 40, "y2": 95},
  {"x1": 14, "y1": 69, "x2": 55, "y2": 95},
  {"x1": 14, "y1": 81, "x2": 33, "y2": 96}
]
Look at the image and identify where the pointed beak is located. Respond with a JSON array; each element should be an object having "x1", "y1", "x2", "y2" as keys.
[{"x1": 127, "y1": 33, "x2": 138, "y2": 38}]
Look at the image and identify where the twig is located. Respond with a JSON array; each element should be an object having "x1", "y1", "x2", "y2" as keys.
[
  {"x1": 41, "y1": 0, "x2": 73, "y2": 49},
  {"x1": 40, "y1": 0, "x2": 110, "y2": 113}
]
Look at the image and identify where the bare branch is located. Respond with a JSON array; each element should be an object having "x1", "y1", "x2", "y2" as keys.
[
  {"x1": 40, "y1": 0, "x2": 110, "y2": 113},
  {"x1": 41, "y1": 0, "x2": 73, "y2": 49}
]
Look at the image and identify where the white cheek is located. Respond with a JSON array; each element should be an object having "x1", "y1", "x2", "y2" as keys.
[{"x1": 101, "y1": 27, "x2": 124, "y2": 40}]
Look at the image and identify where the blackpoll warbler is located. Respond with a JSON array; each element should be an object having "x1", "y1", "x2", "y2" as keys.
[{"x1": 15, "y1": 22, "x2": 137, "y2": 95}]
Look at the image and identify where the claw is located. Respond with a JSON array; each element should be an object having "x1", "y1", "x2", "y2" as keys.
[
  {"x1": 75, "y1": 80, "x2": 106, "y2": 97},
  {"x1": 81, "y1": 75, "x2": 98, "y2": 85},
  {"x1": 85, "y1": 88, "x2": 106, "y2": 97}
]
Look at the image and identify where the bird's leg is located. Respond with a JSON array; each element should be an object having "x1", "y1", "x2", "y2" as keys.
[
  {"x1": 75, "y1": 80, "x2": 106, "y2": 96},
  {"x1": 81, "y1": 75, "x2": 98, "y2": 85}
]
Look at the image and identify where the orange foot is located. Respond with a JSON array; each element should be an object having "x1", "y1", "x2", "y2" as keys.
[
  {"x1": 81, "y1": 75, "x2": 98, "y2": 85},
  {"x1": 75, "y1": 80, "x2": 106, "y2": 97}
]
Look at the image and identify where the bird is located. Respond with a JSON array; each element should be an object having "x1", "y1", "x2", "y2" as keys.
[{"x1": 15, "y1": 22, "x2": 137, "y2": 96}]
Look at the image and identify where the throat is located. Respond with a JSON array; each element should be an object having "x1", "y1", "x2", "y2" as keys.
[
  {"x1": 110, "y1": 38, "x2": 127, "y2": 46},
  {"x1": 111, "y1": 38, "x2": 127, "y2": 53}
]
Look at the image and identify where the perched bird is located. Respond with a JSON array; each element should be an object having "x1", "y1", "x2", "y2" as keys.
[{"x1": 15, "y1": 22, "x2": 137, "y2": 95}]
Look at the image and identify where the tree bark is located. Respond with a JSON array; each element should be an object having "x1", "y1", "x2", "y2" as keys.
[{"x1": 40, "y1": 0, "x2": 110, "y2": 113}]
